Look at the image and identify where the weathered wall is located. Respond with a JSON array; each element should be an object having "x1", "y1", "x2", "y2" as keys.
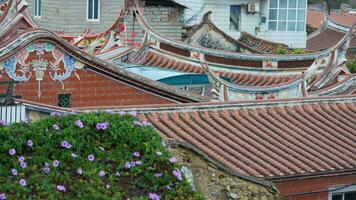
[
  {"x1": 26, "y1": 0, "x2": 184, "y2": 40},
  {"x1": 274, "y1": 174, "x2": 356, "y2": 200},
  {"x1": 169, "y1": 146, "x2": 279, "y2": 200}
]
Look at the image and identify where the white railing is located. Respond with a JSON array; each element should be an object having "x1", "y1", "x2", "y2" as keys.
[{"x1": 0, "y1": 105, "x2": 26, "y2": 124}]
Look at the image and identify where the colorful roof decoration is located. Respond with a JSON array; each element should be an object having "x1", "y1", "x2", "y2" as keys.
[
  {"x1": 183, "y1": 11, "x2": 289, "y2": 54},
  {"x1": 79, "y1": 95, "x2": 356, "y2": 181},
  {"x1": 0, "y1": 0, "x2": 209, "y2": 104}
]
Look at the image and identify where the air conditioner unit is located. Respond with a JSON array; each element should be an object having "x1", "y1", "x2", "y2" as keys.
[{"x1": 247, "y1": 3, "x2": 260, "y2": 13}]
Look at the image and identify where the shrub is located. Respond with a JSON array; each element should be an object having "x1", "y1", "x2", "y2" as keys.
[
  {"x1": 0, "y1": 112, "x2": 204, "y2": 200},
  {"x1": 276, "y1": 46, "x2": 288, "y2": 55},
  {"x1": 346, "y1": 58, "x2": 356, "y2": 73},
  {"x1": 291, "y1": 48, "x2": 306, "y2": 54}
]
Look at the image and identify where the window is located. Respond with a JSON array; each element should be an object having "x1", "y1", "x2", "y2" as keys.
[
  {"x1": 329, "y1": 185, "x2": 356, "y2": 200},
  {"x1": 268, "y1": 0, "x2": 306, "y2": 31},
  {"x1": 229, "y1": 5, "x2": 241, "y2": 31},
  {"x1": 58, "y1": 94, "x2": 71, "y2": 108},
  {"x1": 87, "y1": 0, "x2": 100, "y2": 21},
  {"x1": 34, "y1": 0, "x2": 41, "y2": 17}
]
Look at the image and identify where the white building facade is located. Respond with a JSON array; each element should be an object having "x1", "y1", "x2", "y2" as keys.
[{"x1": 178, "y1": 0, "x2": 308, "y2": 48}]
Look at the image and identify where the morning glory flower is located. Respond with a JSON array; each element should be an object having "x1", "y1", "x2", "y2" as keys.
[
  {"x1": 19, "y1": 179, "x2": 27, "y2": 186},
  {"x1": 0, "y1": 193, "x2": 5, "y2": 200},
  {"x1": 50, "y1": 112, "x2": 61, "y2": 117},
  {"x1": 56, "y1": 185, "x2": 66, "y2": 192},
  {"x1": 11, "y1": 169, "x2": 18, "y2": 176},
  {"x1": 118, "y1": 111, "x2": 126, "y2": 116},
  {"x1": 106, "y1": 184, "x2": 111, "y2": 189},
  {"x1": 8, "y1": 149, "x2": 16, "y2": 156},
  {"x1": 135, "y1": 160, "x2": 142, "y2": 166},
  {"x1": 169, "y1": 157, "x2": 177, "y2": 163},
  {"x1": 53, "y1": 160, "x2": 60, "y2": 167},
  {"x1": 149, "y1": 193, "x2": 161, "y2": 200},
  {"x1": 53, "y1": 124, "x2": 60, "y2": 130},
  {"x1": 27, "y1": 140, "x2": 33, "y2": 147},
  {"x1": 124, "y1": 162, "x2": 132, "y2": 170},
  {"x1": 75, "y1": 120, "x2": 84, "y2": 128},
  {"x1": 87, "y1": 154, "x2": 95, "y2": 162},
  {"x1": 61, "y1": 140, "x2": 72, "y2": 149},
  {"x1": 20, "y1": 162, "x2": 27, "y2": 169},
  {"x1": 43, "y1": 167, "x2": 50, "y2": 174},
  {"x1": 172, "y1": 169, "x2": 182, "y2": 181},
  {"x1": 96, "y1": 122, "x2": 108, "y2": 130},
  {"x1": 129, "y1": 111, "x2": 137, "y2": 117},
  {"x1": 98, "y1": 170, "x2": 106, "y2": 177},
  {"x1": 133, "y1": 152, "x2": 140, "y2": 157},
  {"x1": 18, "y1": 156, "x2": 25, "y2": 162}
]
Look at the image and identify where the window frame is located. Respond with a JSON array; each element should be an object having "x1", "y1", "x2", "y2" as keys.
[
  {"x1": 328, "y1": 185, "x2": 356, "y2": 200},
  {"x1": 87, "y1": 0, "x2": 100, "y2": 22},
  {"x1": 34, "y1": 0, "x2": 41, "y2": 18},
  {"x1": 229, "y1": 5, "x2": 241, "y2": 31},
  {"x1": 267, "y1": 0, "x2": 307, "y2": 32}
]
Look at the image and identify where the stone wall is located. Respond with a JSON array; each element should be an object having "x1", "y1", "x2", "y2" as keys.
[{"x1": 169, "y1": 144, "x2": 280, "y2": 200}]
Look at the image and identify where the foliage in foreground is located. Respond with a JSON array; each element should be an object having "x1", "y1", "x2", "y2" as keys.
[
  {"x1": 346, "y1": 58, "x2": 356, "y2": 73},
  {"x1": 0, "y1": 112, "x2": 204, "y2": 200}
]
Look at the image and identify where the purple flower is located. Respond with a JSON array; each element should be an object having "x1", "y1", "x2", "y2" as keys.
[
  {"x1": 0, "y1": 193, "x2": 5, "y2": 200},
  {"x1": 98, "y1": 170, "x2": 106, "y2": 177},
  {"x1": 50, "y1": 112, "x2": 61, "y2": 117},
  {"x1": 53, "y1": 160, "x2": 60, "y2": 168},
  {"x1": 156, "y1": 151, "x2": 162, "y2": 156},
  {"x1": 124, "y1": 162, "x2": 132, "y2": 170},
  {"x1": 169, "y1": 157, "x2": 177, "y2": 163},
  {"x1": 53, "y1": 124, "x2": 60, "y2": 130},
  {"x1": 133, "y1": 152, "x2": 140, "y2": 157},
  {"x1": 154, "y1": 173, "x2": 162, "y2": 177},
  {"x1": 77, "y1": 168, "x2": 83, "y2": 175},
  {"x1": 44, "y1": 162, "x2": 49, "y2": 167},
  {"x1": 96, "y1": 122, "x2": 108, "y2": 130},
  {"x1": 129, "y1": 111, "x2": 137, "y2": 117},
  {"x1": 172, "y1": 169, "x2": 182, "y2": 181},
  {"x1": 18, "y1": 156, "x2": 25, "y2": 162},
  {"x1": 27, "y1": 140, "x2": 33, "y2": 147},
  {"x1": 19, "y1": 179, "x2": 27, "y2": 186},
  {"x1": 135, "y1": 160, "x2": 142, "y2": 166},
  {"x1": 56, "y1": 185, "x2": 66, "y2": 192},
  {"x1": 106, "y1": 184, "x2": 111, "y2": 189},
  {"x1": 75, "y1": 120, "x2": 84, "y2": 128},
  {"x1": 20, "y1": 162, "x2": 27, "y2": 169},
  {"x1": 149, "y1": 193, "x2": 161, "y2": 200},
  {"x1": 43, "y1": 167, "x2": 50, "y2": 174},
  {"x1": 8, "y1": 148, "x2": 16, "y2": 156},
  {"x1": 0, "y1": 120, "x2": 8, "y2": 126},
  {"x1": 87, "y1": 154, "x2": 95, "y2": 162},
  {"x1": 105, "y1": 109, "x2": 115, "y2": 114},
  {"x1": 71, "y1": 153, "x2": 78, "y2": 158},
  {"x1": 11, "y1": 169, "x2": 18, "y2": 176},
  {"x1": 61, "y1": 140, "x2": 72, "y2": 149},
  {"x1": 118, "y1": 111, "x2": 126, "y2": 116}
]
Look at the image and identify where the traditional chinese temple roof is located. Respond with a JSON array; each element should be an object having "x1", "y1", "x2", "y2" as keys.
[
  {"x1": 307, "y1": 10, "x2": 356, "y2": 29},
  {"x1": 183, "y1": 11, "x2": 289, "y2": 54},
  {"x1": 0, "y1": 0, "x2": 209, "y2": 104},
  {"x1": 78, "y1": 95, "x2": 356, "y2": 181}
]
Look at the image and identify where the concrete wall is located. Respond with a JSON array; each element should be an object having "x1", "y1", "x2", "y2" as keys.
[{"x1": 177, "y1": 0, "x2": 307, "y2": 48}]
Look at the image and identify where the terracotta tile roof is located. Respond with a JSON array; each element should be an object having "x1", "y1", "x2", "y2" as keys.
[
  {"x1": 134, "y1": 96, "x2": 356, "y2": 179},
  {"x1": 238, "y1": 32, "x2": 289, "y2": 54},
  {"x1": 140, "y1": 51, "x2": 300, "y2": 87},
  {"x1": 307, "y1": 10, "x2": 356, "y2": 29},
  {"x1": 306, "y1": 27, "x2": 347, "y2": 51}
]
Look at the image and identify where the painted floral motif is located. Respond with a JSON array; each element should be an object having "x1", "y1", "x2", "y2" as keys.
[{"x1": 0, "y1": 42, "x2": 85, "y2": 97}]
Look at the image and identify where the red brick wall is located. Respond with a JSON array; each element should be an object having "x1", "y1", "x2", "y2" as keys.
[
  {"x1": 274, "y1": 174, "x2": 356, "y2": 200},
  {"x1": 0, "y1": 69, "x2": 173, "y2": 107}
]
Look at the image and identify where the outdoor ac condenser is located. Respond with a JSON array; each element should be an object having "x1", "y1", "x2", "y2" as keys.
[{"x1": 247, "y1": 3, "x2": 260, "y2": 13}]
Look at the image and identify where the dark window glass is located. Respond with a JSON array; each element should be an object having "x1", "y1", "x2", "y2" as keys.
[
  {"x1": 58, "y1": 94, "x2": 71, "y2": 108},
  {"x1": 332, "y1": 194, "x2": 342, "y2": 200},
  {"x1": 94, "y1": 0, "x2": 99, "y2": 19},
  {"x1": 345, "y1": 192, "x2": 356, "y2": 200},
  {"x1": 229, "y1": 5, "x2": 241, "y2": 31},
  {"x1": 88, "y1": 0, "x2": 93, "y2": 19}
]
